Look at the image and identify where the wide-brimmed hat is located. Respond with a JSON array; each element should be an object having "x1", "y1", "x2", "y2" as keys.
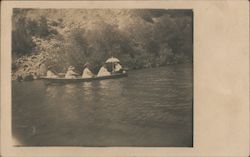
[
  {"x1": 84, "y1": 63, "x2": 90, "y2": 67},
  {"x1": 47, "y1": 65, "x2": 52, "y2": 69},
  {"x1": 68, "y1": 66, "x2": 75, "y2": 70}
]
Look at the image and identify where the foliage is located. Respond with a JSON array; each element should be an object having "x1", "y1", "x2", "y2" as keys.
[
  {"x1": 12, "y1": 10, "x2": 58, "y2": 57},
  {"x1": 12, "y1": 17, "x2": 35, "y2": 57},
  {"x1": 11, "y1": 9, "x2": 193, "y2": 78}
]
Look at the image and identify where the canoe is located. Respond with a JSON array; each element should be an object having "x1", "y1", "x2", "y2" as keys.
[{"x1": 40, "y1": 72, "x2": 128, "y2": 84}]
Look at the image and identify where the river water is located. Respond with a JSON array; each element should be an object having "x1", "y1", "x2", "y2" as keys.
[{"x1": 12, "y1": 63, "x2": 193, "y2": 147}]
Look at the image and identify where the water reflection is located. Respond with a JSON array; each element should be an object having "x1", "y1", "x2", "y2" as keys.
[
  {"x1": 64, "y1": 84, "x2": 79, "y2": 95},
  {"x1": 46, "y1": 85, "x2": 59, "y2": 98},
  {"x1": 81, "y1": 82, "x2": 93, "y2": 95},
  {"x1": 99, "y1": 80, "x2": 110, "y2": 89},
  {"x1": 98, "y1": 80, "x2": 124, "y2": 98}
]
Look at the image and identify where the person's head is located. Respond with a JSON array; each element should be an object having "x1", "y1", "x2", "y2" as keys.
[
  {"x1": 68, "y1": 66, "x2": 75, "y2": 71},
  {"x1": 103, "y1": 63, "x2": 107, "y2": 68},
  {"x1": 84, "y1": 63, "x2": 90, "y2": 68}
]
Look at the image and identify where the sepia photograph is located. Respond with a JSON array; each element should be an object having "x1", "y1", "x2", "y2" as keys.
[
  {"x1": 1, "y1": 0, "x2": 249, "y2": 157},
  {"x1": 10, "y1": 8, "x2": 194, "y2": 147}
]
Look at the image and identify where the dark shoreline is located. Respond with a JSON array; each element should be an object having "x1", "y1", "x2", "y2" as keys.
[{"x1": 12, "y1": 61, "x2": 193, "y2": 81}]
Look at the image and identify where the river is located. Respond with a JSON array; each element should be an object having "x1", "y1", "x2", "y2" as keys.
[{"x1": 12, "y1": 63, "x2": 193, "y2": 147}]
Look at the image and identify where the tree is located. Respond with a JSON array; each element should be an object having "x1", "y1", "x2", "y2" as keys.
[
  {"x1": 37, "y1": 16, "x2": 50, "y2": 38},
  {"x1": 12, "y1": 17, "x2": 35, "y2": 57}
]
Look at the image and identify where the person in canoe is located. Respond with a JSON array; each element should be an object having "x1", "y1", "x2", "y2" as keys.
[
  {"x1": 97, "y1": 63, "x2": 111, "y2": 77},
  {"x1": 82, "y1": 63, "x2": 94, "y2": 78},
  {"x1": 46, "y1": 67, "x2": 58, "y2": 78},
  {"x1": 114, "y1": 62, "x2": 124, "y2": 73},
  {"x1": 65, "y1": 66, "x2": 79, "y2": 79}
]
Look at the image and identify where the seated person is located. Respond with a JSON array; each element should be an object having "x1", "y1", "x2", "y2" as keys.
[
  {"x1": 65, "y1": 66, "x2": 79, "y2": 79},
  {"x1": 97, "y1": 64, "x2": 111, "y2": 77},
  {"x1": 82, "y1": 63, "x2": 94, "y2": 78},
  {"x1": 46, "y1": 67, "x2": 58, "y2": 78},
  {"x1": 114, "y1": 62, "x2": 123, "y2": 73}
]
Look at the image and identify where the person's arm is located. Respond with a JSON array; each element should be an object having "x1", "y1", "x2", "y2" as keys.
[
  {"x1": 118, "y1": 64, "x2": 123, "y2": 70},
  {"x1": 52, "y1": 70, "x2": 57, "y2": 75},
  {"x1": 74, "y1": 71, "x2": 80, "y2": 76}
]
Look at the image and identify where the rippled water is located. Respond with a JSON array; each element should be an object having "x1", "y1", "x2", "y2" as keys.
[{"x1": 12, "y1": 63, "x2": 193, "y2": 147}]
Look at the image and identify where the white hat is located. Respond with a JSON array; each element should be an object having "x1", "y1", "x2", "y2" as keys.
[{"x1": 68, "y1": 66, "x2": 75, "y2": 70}]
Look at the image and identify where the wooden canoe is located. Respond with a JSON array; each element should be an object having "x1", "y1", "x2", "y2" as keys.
[{"x1": 40, "y1": 72, "x2": 128, "y2": 84}]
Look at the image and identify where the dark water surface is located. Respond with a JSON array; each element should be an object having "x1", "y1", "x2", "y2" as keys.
[{"x1": 12, "y1": 63, "x2": 193, "y2": 147}]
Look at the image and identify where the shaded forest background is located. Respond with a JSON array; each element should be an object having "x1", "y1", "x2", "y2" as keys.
[{"x1": 12, "y1": 9, "x2": 193, "y2": 79}]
